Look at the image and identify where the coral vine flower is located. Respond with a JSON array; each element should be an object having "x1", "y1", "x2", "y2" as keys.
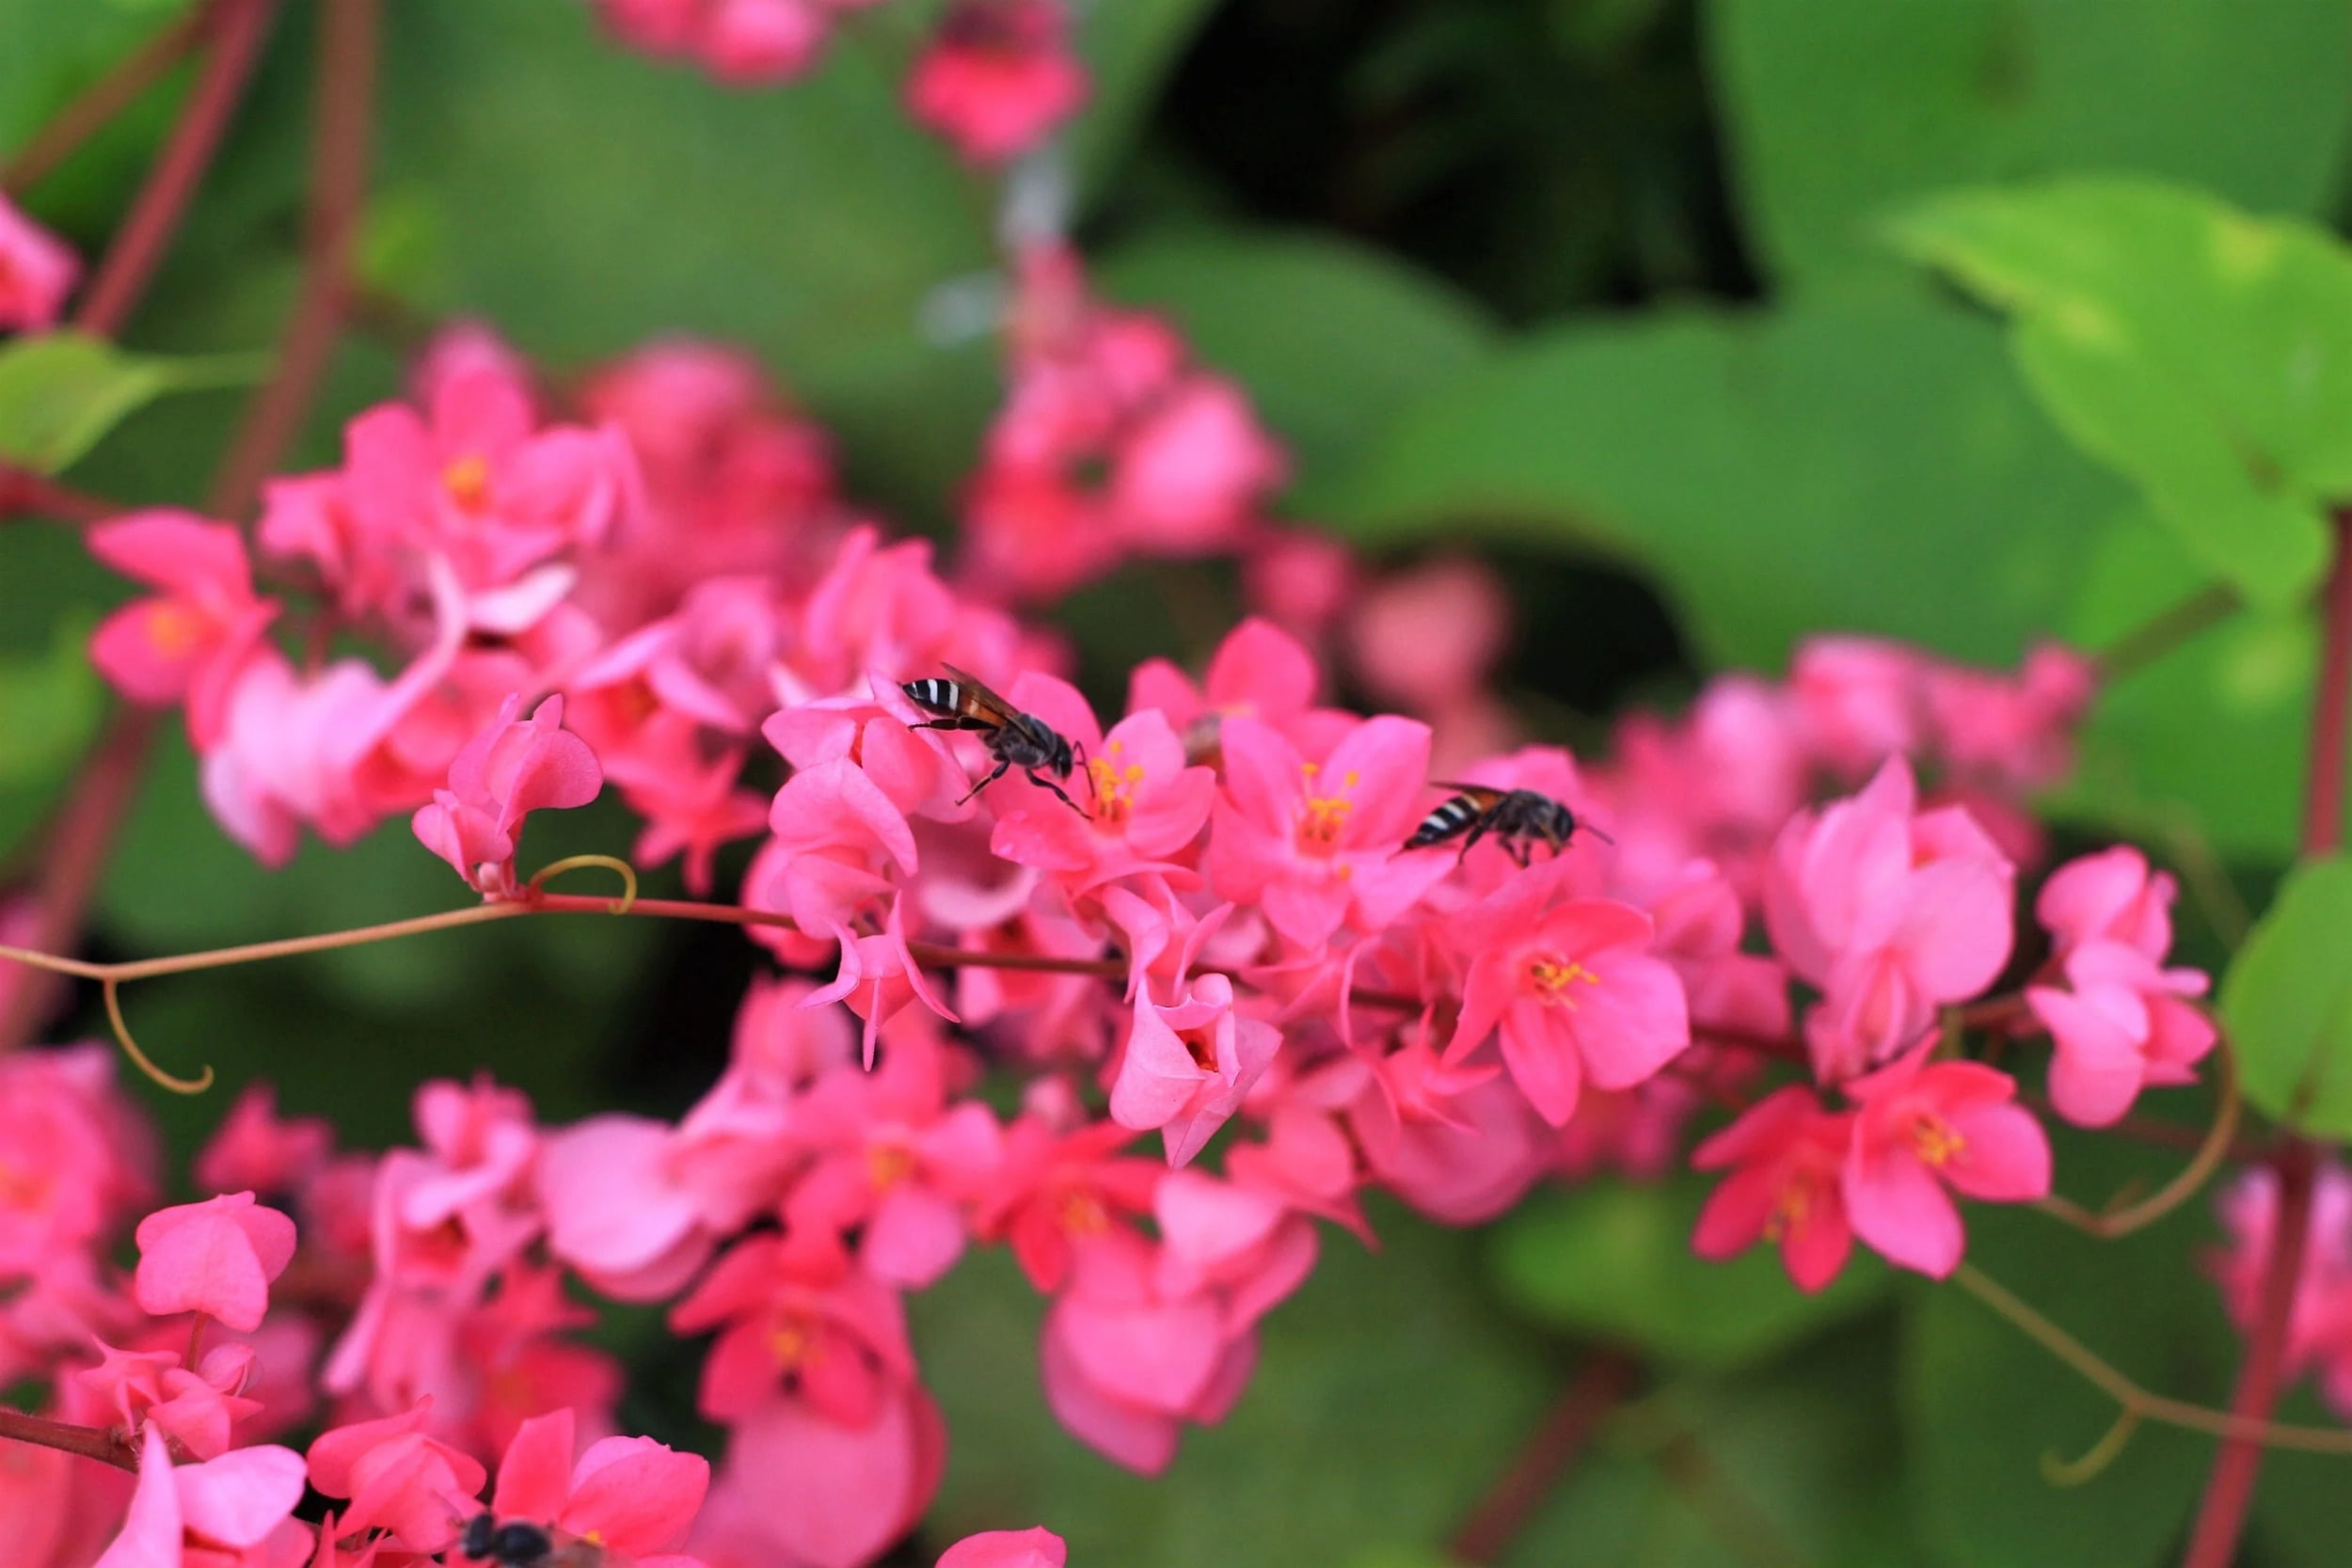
[
  {"x1": 87, "y1": 511, "x2": 278, "y2": 750},
  {"x1": 670, "y1": 1233, "x2": 915, "y2": 1425},
  {"x1": 1207, "y1": 714, "x2": 1441, "y2": 948},
  {"x1": 986, "y1": 677, "x2": 1218, "y2": 889},
  {"x1": 1841, "y1": 1048, "x2": 2050, "y2": 1278},
  {"x1": 133, "y1": 1192, "x2": 298, "y2": 1333},
  {"x1": 1763, "y1": 755, "x2": 2014, "y2": 1081},
  {"x1": 490, "y1": 1406, "x2": 710, "y2": 1560},
  {"x1": 1109, "y1": 974, "x2": 1280, "y2": 1167},
  {"x1": 2026, "y1": 942, "x2": 2215, "y2": 1128},
  {"x1": 939, "y1": 1528, "x2": 1068, "y2": 1568},
  {"x1": 412, "y1": 692, "x2": 604, "y2": 896},
  {"x1": 307, "y1": 1400, "x2": 488, "y2": 1550},
  {"x1": 1445, "y1": 867, "x2": 1692, "y2": 1127},
  {"x1": 0, "y1": 193, "x2": 78, "y2": 330},
  {"x1": 94, "y1": 1427, "x2": 310, "y2": 1568},
  {"x1": 906, "y1": 0, "x2": 1089, "y2": 164},
  {"x1": 1692, "y1": 1086, "x2": 1857, "y2": 1292}
]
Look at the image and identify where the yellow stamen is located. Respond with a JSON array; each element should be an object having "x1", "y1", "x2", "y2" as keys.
[
  {"x1": 1525, "y1": 956, "x2": 1600, "y2": 1006},
  {"x1": 1060, "y1": 1190, "x2": 1108, "y2": 1235},
  {"x1": 1913, "y1": 1117, "x2": 1966, "y2": 1166},
  {"x1": 144, "y1": 603, "x2": 205, "y2": 657},
  {"x1": 867, "y1": 1145, "x2": 915, "y2": 1190},
  {"x1": 1087, "y1": 739, "x2": 1149, "y2": 827},
  {"x1": 441, "y1": 452, "x2": 492, "y2": 512}
]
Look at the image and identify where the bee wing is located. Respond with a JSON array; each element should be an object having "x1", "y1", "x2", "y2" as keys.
[
  {"x1": 1428, "y1": 782, "x2": 1509, "y2": 810},
  {"x1": 940, "y1": 664, "x2": 1024, "y2": 727}
]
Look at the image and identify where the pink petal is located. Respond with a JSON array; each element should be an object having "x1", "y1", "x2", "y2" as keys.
[
  {"x1": 491, "y1": 1408, "x2": 576, "y2": 1525},
  {"x1": 93, "y1": 1427, "x2": 182, "y2": 1568},
  {"x1": 174, "y1": 1444, "x2": 306, "y2": 1548},
  {"x1": 1039, "y1": 1320, "x2": 1180, "y2": 1475},
  {"x1": 562, "y1": 1436, "x2": 709, "y2": 1554},
  {"x1": 938, "y1": 1527, "x2": 1069, "y2": 1568},
  {"x1": 1944, "y1": 1102, "x2": 2051, "y2": 1202},
  {"x1": 1843, "y1": 1149, "x2": 1964, "y2": 1278}
]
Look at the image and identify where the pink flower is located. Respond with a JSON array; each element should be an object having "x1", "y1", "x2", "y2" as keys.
[
  {"x1": 1789, "y1": 636, "x2": 1926, "y2": 776},
  {"x1": 0, "y1": 1044, "x2": 155, "y2": 1275},
  {"x1": 490, "y1": 1407, "x2": 710, "y2": 1557},
  {"x1": 1763, "y1": 756, "x2": 2014, "y2": 1081},
  {"x1": 1841, "y1": 1049, "x2": 2049, "y2": 1278},
  {"x1": 74, "y1": 1340, "x2": 264, "y2": 1460},
  {"x1": 537, "y1": 1116, "x2": 718, "y2": 1301},
  {"x1": 986, "y1": 679, "x2": 1218, "y2": 892},
  {"x1": 972, "y1": 1118, "x2": 1163, "y2": 1292},
  {"x1": 411, "y1": 693, "x2": 604, "y2": 896},
  {"x1": 1108, "y1": 974, "x2": 1280, "y2": 1166},
  {"x1": 1127, "y1": 615, "x2": 1327, "y2": 764},
  {"x1": 906, "y1": 0, "x2": 1089, "y2": 164},
  {"x1": 1040, "y1": 1227, "x2": 1253, "y2": 1474},
  {"x1": 1347, "y1": 1040, "x2": 1547, "y2": 1225},
  {"x1": 1445, "y1": 869, "x2": 1691, "y2": 1127},
  {"x1": 707, "y1": 1384, "x2": 945, "y2": 1568},
  {"x1": 195, "y1": 1085, "x2": 334, "y2": 1197},
  {"x1": 1109, "y1": 376, "x2": 1285, "y2": 555},
  {"x1": 1206, "y1": 714, "x2": 1442, "y2": 948},
  {"x1": 670, "y1": 1234, "x2": 915, "y2": 1425},
  {"x1": 1691, "y1": 1086, "x2": 1856, "y2": 1292},
  {"x1": 1345, "y1": 556, "x2": 1513, "y2": 713},
  {"x1": 939, "y1": 1528, "x2": 1068, "y2": 1568},
  {"x1": 306, "y1": 1400, "x2": 487, "y2": 1550},
  {"x1": 94, "y1": 1428, "x2": 309, "y2": 1568},
  {"x1": 2026, "y1": 942, "x2": 2216, "y2": 1127},
  {"x1": 2036, "y1": 845, "x2": 2179, "y2": 961},
  {"x1": 0, "y1": 194, "x2": 78, "y2": 330},
  {"x1": 133, "y1": 1193, "x2": 298, "y2": 1333},
  {"x1": 87, "y1": 511, "x2": 278, "y2": 750}
]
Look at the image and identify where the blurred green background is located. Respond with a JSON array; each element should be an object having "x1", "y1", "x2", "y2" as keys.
[{"x1": 7, "y1": 0, "x2": 2352, "y2": 1563}]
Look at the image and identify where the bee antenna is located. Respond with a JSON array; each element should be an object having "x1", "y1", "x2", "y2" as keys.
[{"x1": 1583, "y1": 823, "x2": 1615, "y2": 847}]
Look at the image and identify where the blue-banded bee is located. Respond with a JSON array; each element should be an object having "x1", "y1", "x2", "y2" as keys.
[
  {"x1": 902, "y1": 666, "x2": 1085, "y2": 813},
  {"x1": 1405, "y1": 784, "x2": 1605, "y2": 867}
]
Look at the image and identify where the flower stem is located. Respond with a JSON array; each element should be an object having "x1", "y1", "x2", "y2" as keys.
[
  {"x1": 1450, "y1": 1353, "x2": 1640, "y2": 1564},
  {"x1": 0, "y1": 1408, "x2": 137, "y2": 1473},
  {"x1": 0, "y1": 5, "x2": 213, "y2": 196},
  {"x1": 2095, "y1": 584, "x2": 2239, "y2": 684},
  {"x1": 2033, "y1": 1036, "x2": 2241, "y2": 1240},
  {"x1": 73, "y1": 0, "x2": 280, "y2": 340}
]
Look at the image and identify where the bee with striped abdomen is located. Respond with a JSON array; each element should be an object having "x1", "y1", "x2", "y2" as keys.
[
  {"x1": 457, "y1": 1513, "x2": 577, "y2": 1566},
  {"x1": 901, "y1": 666, "x2": 1085, "y2": 813},
  {"x1": 1405, "y1": 784, "x2": 1604, "y2": 867}
]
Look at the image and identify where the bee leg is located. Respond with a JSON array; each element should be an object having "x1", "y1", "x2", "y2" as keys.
[
  {"x1": 956, "y1": 760, "x2": 1011, "y2": 805},
  {"x1": 1073, "y1": 742, "x2": 1098, "y2": 801},
  {"x1": 1028, "y1": 769, "x2": 1087, "y2": 816},
  {"x1": 1456, "y1": 817, "x2": 1491, "y2": 865},
  {"x1": 1510, "y1": 839, "x2": 1533, "y2": 870}
]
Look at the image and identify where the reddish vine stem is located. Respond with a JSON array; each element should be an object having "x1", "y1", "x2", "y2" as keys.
[
  {"x1": 208, "y1": 0, "x2": 379, "y2": 516},
  {"x1": 0, "y1": 5, "x2": 213, "y2": 196},
  {"x1": 73, "y1": 0, "x2": 279, "y2": 340},
  {"x1": 0, "y1": 466, "x2": 124, "y2": 525},
  {"x1": 1449, "y1": 1353, "x2": 1640, "y2": 1563},
  {"x1": 0, "y1": 707, "x2": 159, "y2": 1053},
  {"x1": 0, "y1": 1407, "x2": 138, "y2": 1473},
  {"x1": 2182, "y1": 511, "x2": 2352, "y2": 1568}
]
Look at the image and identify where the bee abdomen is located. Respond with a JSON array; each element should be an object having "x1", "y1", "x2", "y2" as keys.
[
  {"x1": 904, "y1": 677, "x2": 961, "y2": 714},
  {"x1": 1407, "y1": 798, "x2": 1480, "y2": 847}
]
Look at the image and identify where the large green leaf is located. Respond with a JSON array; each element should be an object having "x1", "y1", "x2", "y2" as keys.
[
  {"x1": 1902, "y1": 1130, "x2": 2239, "y2": 1568},
  {"x1": 916, "y1": 1201, "x2": 1553, "y2": 1567},
  {"x1": 1318, "y1": 292, "x2": 2119, "y2": 670},
  {"x1": 1891, "y1": 179, "x2": 2352, "y2": 610},
  {"x1": 2049, "y1": 511, "x2": 2304, "y2": 861},
  {"x1": 2220, "y1": 857, "x2": 2352, "y2": 1139},
  {"x1": 376, "y1": 0, "x2": 997, "y2": 525},
  {"x1": 1708, "y1": 0, "x2": 2352, "y2": 289},
  {"x1": 1097, "y1": 231, "x2": 1499, "y2": 508},
  {"x1": 1489, "y1": 1177, "x2": 1888, "y2": 1371},
  {"x1": 0, "y1": 332, "x2": 255, "y2": 475}
]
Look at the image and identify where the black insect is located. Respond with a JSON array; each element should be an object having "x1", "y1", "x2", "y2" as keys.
[
  {"x1": 458, "y1": 1513, "x2": 557, "y2": 1566},
  {"x1": 1404, "y1": 784, "x2": 1606, "y2": 867},
  {"x1": 902, "y1": 666, "x2": 1085, "y2": 813}
]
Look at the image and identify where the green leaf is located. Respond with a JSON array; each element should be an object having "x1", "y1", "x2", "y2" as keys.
[
  {"x1": 0, "y1": 613, "x2": 99, "y2": 787},
  {"x1": 2220, "y1": 857, "x2": 2352, "y2": 1138},
  {"x1": 1708, "y1": 0, "x2": 2352, "y2": 289},
  {"x1": 1488, "y1": 1177, "x2": 1888, "y2": 1370},
  {"x1": 1071, "y1": 0, "x2": 1226, "y2": 200},
  {"x1": 0, "y1": 332, "x2": 257, "y2": 475},
  {"x1": 1902, "y1": 1128, "x2": 2238, "y2": 1568},
  {"x1": 2050, "y1": 511, "x2": 2305, "y2": 860},
  {"x1": 916, "y1": 1201, "x2": 1552, "y2": 1567},
  {"x1": 1890, "y1": 179, "x2": 2352, "y2": 610},
  {"x1": 1319, "y1": 292, "x2": 2119, "y2": 670},
  {"x1": 1097, "y1": 231, "x2": 1499, "y2": 508}
]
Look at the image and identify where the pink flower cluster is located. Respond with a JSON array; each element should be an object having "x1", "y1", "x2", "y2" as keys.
[
  {"x1": 67, "y1": 249, "x2": 2235, "y2": 1562},
  {"x1": 2212, "y1": 1163, "x2": 2352, "y2": 1420},
  {"x1": 961, "y1": 243, "x2": 1289, "y2": 603},
  {"x1": 586, "y1": 0, "x2": 1087, "y2": 165}
]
